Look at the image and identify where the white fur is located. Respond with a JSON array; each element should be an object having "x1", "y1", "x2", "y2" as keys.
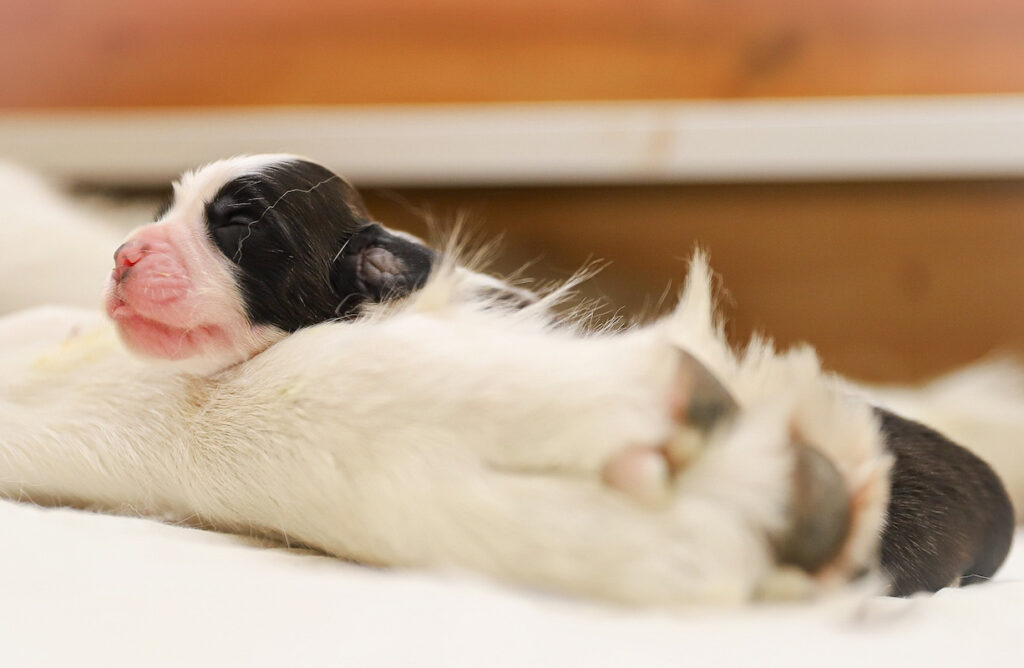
[
  {"x1": 0, "y1": 159, "x2": 1015, "y2": 606},
  {"x1": 0, "y1": 251, "x2": 892, "y2": 605}
]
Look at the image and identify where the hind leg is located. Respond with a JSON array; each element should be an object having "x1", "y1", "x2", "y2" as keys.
[{"x1": 326, "y1": 440, "x2": 795, "y2": 605}]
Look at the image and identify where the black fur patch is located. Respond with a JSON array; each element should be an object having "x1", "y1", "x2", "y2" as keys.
[
  {"x1": 204, "y1": 159, "x2": 434, "y2": 331},
  {"x1": 876, "y1": 408, "x2": 1015, "y2": 596}
]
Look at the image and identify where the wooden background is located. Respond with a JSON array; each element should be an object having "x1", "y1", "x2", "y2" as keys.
[
  {"x1": 7, "y1": 0, "x2": 1024, "y2": 381},
  {"x1": 5, "y1": 0, "x2": 1024, "y2": 107}
]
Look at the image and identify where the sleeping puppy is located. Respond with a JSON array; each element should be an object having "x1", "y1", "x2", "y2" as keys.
[
  {"x1": 104, "y1": 154, "x2": 529, "y2": 372},
  {"x1": 94, "y1": 156, "x2": 1013, "y2": 597},
  {"x1": 0, "y1": 257, "x2": 893, "y2": 605},
  {"x1": 99, "y1": 155, "x2": 866, "y2": 575}
]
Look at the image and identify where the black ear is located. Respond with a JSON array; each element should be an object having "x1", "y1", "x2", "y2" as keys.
[
  {"x1": 875, "y1": 408, "x2": 1015, "y2": 596},
  {"x1": 330, "y1": 223, "x2": 436, "y2": 311}
]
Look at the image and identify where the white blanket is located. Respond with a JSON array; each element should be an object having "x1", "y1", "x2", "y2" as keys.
[{"x1": 2, "y1": 500, "x2": 1021, "y2": 667}]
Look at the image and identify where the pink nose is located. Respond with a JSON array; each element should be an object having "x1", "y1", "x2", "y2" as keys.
[{"x1": 113, "y1": 240, "x2": 149, "y2": 281}]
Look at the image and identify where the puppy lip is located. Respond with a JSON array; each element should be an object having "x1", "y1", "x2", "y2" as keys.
[
  {"x1": 108, "y1": 302, "x2": 133, "y2": 320},
  {"x1": 110, "y1": 269, "x2": 191, "y2": 312},
  {"x1": 104, "y1": 292, "x2": 131, "y2": 320},
  {"x1": 105, "y1": 293, "x2": 172, "y2": 329},
  {"x1": 111, "y1": 307, "x2": 231, "y2": 361}
]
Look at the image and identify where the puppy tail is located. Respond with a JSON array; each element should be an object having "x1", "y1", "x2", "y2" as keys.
[{"x1": 864, "y1": 359, "x2": 1024, "y2": 521}]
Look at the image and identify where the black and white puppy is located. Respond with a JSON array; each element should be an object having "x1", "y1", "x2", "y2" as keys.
[
  {"x1": 101, "y1": 154, "x2": 1014, "y2": 597},
  {"x1": 104, "y1": 154, "x2": 527, "y2": 372}
]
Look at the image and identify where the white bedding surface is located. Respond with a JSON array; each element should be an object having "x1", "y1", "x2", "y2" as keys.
[{"x1": 1, "y1": 501, "x2": 1021, "y2": 668}]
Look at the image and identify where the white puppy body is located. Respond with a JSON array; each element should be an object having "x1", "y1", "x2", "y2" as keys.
[
  {"x1": 0, "y1": 256, "x2": 889, "y2": 605},
  {"x1": 8, "y1": 159, "x2": 1022, "y2": 603}
]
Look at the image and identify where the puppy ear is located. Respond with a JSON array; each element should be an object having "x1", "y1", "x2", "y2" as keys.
[{"x1": 330, "y1": 223, "x2": 435, "y2": 310}]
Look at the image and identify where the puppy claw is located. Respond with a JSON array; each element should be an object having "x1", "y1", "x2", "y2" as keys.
[{"x1": 772, "y1": 443, "x2": 852, "y2": 574}]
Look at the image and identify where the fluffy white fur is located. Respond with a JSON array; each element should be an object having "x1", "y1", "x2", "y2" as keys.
[
  {"x1": 0, "y1": 251, "x2": 889, "y2": 605},
  {"x1": 0, "y1": 161, "x2": 1016, "y2": 606}
]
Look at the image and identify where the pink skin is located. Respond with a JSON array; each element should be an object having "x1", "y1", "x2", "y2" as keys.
[{"x1": 104, "y1": 218, "x2": 273, "y2": 370}]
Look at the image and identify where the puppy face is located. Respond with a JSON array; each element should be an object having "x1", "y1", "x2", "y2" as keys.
[{"x1": 104, "y1": 155, "x2": 434, "y2": 372}]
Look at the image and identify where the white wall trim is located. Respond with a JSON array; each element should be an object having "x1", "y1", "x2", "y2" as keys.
[{"x1": 3, "y1": 96, "x2": 1024, "y2": 186}]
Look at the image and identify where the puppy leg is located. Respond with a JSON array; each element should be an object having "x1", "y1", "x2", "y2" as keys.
[
  {"x1": 295, "y1": 448, "x2": 794, "y2": 606},
  {"x1": 422, "y1": 472, "x2": 776, "y2": 605},
  {"x1": 342, "y1": 399, "x2": 879, "y2": 604},
  {"x1": 601, "y1": 347, "x2": 889, "y2": 586}
]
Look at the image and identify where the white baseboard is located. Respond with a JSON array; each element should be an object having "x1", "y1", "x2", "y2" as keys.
[{"x1": 3, "y1": 96, "x2": 1024, "y2": 186}]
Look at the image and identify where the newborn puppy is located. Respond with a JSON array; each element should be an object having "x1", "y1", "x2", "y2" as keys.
[
  {"x1": 105, "y1": 155, "x2": 439, "y2": 372},
  {"x1": 103, "y1": 156, "x2": 1015, "y2": 596},
  {"x1": 1, "y1": 258, "x2": 894, "y2": 605}
]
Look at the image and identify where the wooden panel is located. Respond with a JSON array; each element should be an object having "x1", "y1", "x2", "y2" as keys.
[
  {"x1": 5, "y1": 1, "x2": 1024, "y2": 108},
  {"x1": 358, "y1": 179, "x2": 1024, "y2": 383}
]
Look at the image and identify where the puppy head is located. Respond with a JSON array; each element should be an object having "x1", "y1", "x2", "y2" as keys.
[{"x1": 104, "y1": 154, "x2": 434, "y2": 372}]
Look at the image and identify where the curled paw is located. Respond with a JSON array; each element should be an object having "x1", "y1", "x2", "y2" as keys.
[{"x1": 601, "y1": 348, "x2": 858, "y2": 581}]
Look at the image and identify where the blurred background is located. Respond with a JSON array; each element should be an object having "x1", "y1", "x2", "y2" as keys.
[{"x1": 3, "y1": 0, "x2": 1024, "y2": 382}]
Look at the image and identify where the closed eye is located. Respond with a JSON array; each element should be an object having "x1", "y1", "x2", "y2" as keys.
[{"x1": 220, "y1": 215, "x2": 252, "y2": 228}]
